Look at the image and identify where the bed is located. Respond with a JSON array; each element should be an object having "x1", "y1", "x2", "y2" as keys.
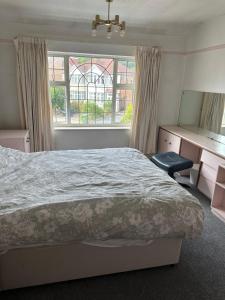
[{"x1": 0, "y1": 146, "x2": 204, "y2": 290}]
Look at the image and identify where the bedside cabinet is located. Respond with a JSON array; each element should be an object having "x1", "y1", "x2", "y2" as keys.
[{"x1": 0, "y1": 130, "x2": 30, "y2": 152}]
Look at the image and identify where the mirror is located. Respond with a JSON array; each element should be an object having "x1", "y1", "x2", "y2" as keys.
[{"x1": 178, "y1": 90, "x2": 225, "y2": 144}]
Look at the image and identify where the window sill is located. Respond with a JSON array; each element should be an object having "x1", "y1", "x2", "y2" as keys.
[{"x1": 54, "y1": 126, "x2": 130, "y2": 130}]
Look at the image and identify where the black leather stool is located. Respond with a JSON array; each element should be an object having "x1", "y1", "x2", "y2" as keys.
[{"x1": 151, "y1": 151, "x2": 193, "y2": 178}]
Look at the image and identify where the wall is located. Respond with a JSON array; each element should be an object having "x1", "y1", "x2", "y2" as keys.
[
  {"x1": 53, "y1": 128, "x2": 130, "y2": 150},
  {"x1": 0, "y1": 42, "x2": 20, "y2": 129},
  {"x1": 183, "y1": 15, "x2": 225, "y2": 93},
  {"x1": 157, "y1": 53, "x2": 185, "y2": 126},
  {"x1": 2, "y1": 14, "x2": 225, "y2": 150},
  {"x1": 0, "y1": 22, "x2": 186, "y2": 149}
]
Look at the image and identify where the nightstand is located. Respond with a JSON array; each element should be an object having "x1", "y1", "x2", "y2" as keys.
[{"x1": 0, "y1": 130, "x2": 30, "y2": 152}]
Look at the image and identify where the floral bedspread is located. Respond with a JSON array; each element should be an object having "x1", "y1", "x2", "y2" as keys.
[{"x1": 0, "y1": 147, "x2": 204, "y2": 251}]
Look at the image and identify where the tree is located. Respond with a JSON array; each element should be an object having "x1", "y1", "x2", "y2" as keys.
[
  {"x1": 78, "y1": 57, "x2": 89, "y2": 64},
  {"x1": 104, "y1": 101, "x2": 112, "y2": 112},
  {"x1": 50, "y1": 86, "x2": 65, "y2": 112},
  {"x1": 80, "y1": 101, "x2": 104, "y2": 123},
  {"x1": 70, "y1": 100, "x2": 105, "y2": 124},
  {"x1": 121, "y1": 103, "x2": 133, "y2": 124}
]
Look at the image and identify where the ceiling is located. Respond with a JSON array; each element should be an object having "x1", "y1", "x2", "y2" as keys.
[{"x1": 0, "y1": 0, "x2": 225, "y2": 35}]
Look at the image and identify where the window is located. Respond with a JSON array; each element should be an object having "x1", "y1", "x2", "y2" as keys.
[
  {"x1": 70, "y1": 90, "x2": 86, "y2": 100},
  {"x1": 222, "y1": 105, "x2": 225, "y2": 127},
  {"x1": 48, "y1": 54, "x2": 135, "y2": 127}
]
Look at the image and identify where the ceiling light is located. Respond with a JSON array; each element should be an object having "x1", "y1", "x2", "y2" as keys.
[{"x1": 92, "y1": 0, "x2": 126, "y2": 38}]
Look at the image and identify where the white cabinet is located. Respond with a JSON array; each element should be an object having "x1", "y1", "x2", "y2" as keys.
[
  {"x1": 0, "y1": 130, "x2": 30, "y2": 152},
  {"x1": 211, "y1": 165, "x2": 225, "y2": 223},
  {"x1": 198, "y1": 149, "x2": 225, "y2": 200}
]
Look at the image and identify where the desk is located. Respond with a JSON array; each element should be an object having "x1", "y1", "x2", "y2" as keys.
[{"x1": 158, "y1": 125, "x2": 225, "y2": 223}]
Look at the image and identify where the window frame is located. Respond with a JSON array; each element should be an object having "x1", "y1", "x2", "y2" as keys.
[{"x1": 48, "y1": 52, "x2": 135, "y2": 128}]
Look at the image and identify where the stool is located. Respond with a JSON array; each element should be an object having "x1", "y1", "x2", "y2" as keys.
[{"x1": 151, "y1": 151, "x2": 193, "y2": 178}]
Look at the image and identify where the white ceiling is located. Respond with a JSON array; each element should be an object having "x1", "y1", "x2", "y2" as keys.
[{"x1": 0, "y1": 0, "x2": 225, "y2": 35}]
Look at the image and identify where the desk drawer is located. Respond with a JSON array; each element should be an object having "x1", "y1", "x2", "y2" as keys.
[
  {"x1": 200, "y1": 164, "x2": 217, "y2": 182},
  {"x1": 158, "y1": 129, "x2": 181, "y2": 154},
  {"x1": 201, "y1": 150, "x2": 225, "y2": 170},
  {"x1": 198, "y1": 175, "x2": 215, "y2": 200}
]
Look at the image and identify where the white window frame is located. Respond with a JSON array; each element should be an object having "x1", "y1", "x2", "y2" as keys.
[{"x1": 49, "y1": 52, "x2": 135, "y2": 128}]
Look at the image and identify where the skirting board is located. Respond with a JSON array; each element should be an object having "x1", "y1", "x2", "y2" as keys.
[{"x1": 0, "y1": 238, "x2": 182, "y2": 291}]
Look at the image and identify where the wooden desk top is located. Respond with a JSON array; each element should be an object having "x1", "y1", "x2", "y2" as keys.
[{"x1": 160, "y1": 125, "x2": 225, "y2": 160}]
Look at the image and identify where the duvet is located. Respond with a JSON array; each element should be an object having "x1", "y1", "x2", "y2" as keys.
[{"x1": 0, "y1": 146, "x2": 203, "y2": 251}]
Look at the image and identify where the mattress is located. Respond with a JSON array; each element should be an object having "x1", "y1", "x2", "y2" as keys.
[{"x1": 0, "y1": 146, "x2": 204, "y2": 252}]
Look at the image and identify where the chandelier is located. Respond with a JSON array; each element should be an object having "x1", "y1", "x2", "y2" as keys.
[{"x1": 92, "y1": 0, "x2": 126, "y2": 39}]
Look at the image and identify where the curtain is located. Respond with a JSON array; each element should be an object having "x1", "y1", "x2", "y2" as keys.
[
  {"x1": 14, "y1": 37, "x2": 53, "y2": 152},
  {"x1": 130, "y1": 47, "x2": 161, "y2": 154},
  {"x1": 199, "y1": 92, "x2": 225, "y2": 134}
]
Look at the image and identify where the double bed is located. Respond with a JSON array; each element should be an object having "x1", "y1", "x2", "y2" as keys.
[{"x1": 0, "y1": 146, "x2": 203, "y2": 290}]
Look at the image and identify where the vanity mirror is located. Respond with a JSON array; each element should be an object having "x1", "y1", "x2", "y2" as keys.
[{"x1": 178, "y1": 90, "x2": 225, "y2": 145}]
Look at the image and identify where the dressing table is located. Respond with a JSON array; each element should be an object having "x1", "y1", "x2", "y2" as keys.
[{"x1": 158, "y1": 125, "x2": 225, "y2": 223}]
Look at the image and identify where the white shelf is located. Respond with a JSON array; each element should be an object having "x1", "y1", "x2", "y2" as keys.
[
  {"x1": 216, "y1": 182, "x2": 225, "y2": 189},
  {"x1": 211, "y1": 165, "x2": 225, "y2": 224}
]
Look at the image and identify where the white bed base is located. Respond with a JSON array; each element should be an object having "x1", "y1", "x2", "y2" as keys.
[{"x1": 0, "y1": 238, "x2": 182, "y2": 291}]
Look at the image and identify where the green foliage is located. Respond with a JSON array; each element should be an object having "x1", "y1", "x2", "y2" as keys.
[
  {"x1": 50, "y1": 86, "x2": 65, "y2": 111},
  {"x1": 70, "y1": 101, "x2": 104, "y2": 114},
  {"x1": 78, "y1": 57, "x2": 90, "y2": 64},
  {"x1": 104, "y1": 101, "x2": 112, "y2": 112},
  {"x1": 70, "y1": 101, "x2": 80, "y2": 113},
  {"x1": 86, "y1": 101, "x2": 103, "y2": 114},
  {"x1": 70, "y1": 100, "x2": 105, "y2": 124},
  {"x1": 82, "y1": 101, "x2": 103, "y2": 123},
  {"x1": 121, "y1": 103, "x2": 133, "y2": 124}
]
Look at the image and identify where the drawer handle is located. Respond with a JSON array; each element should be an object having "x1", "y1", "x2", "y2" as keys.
[
  {"x1": 164, "y1": 139, "x2": 168, "y2": 142},
  {"x1": 169, "y1": 142, "x2": 172, "y2": 145}
]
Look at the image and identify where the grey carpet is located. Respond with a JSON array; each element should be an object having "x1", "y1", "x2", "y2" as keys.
[{"x1": 1, "y1": 188, "x2": 225, "y2": 300}]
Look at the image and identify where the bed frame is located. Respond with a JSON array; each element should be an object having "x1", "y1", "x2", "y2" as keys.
[{"x1": 0, "y1": 238, "x2": 182, "y2": 290}]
